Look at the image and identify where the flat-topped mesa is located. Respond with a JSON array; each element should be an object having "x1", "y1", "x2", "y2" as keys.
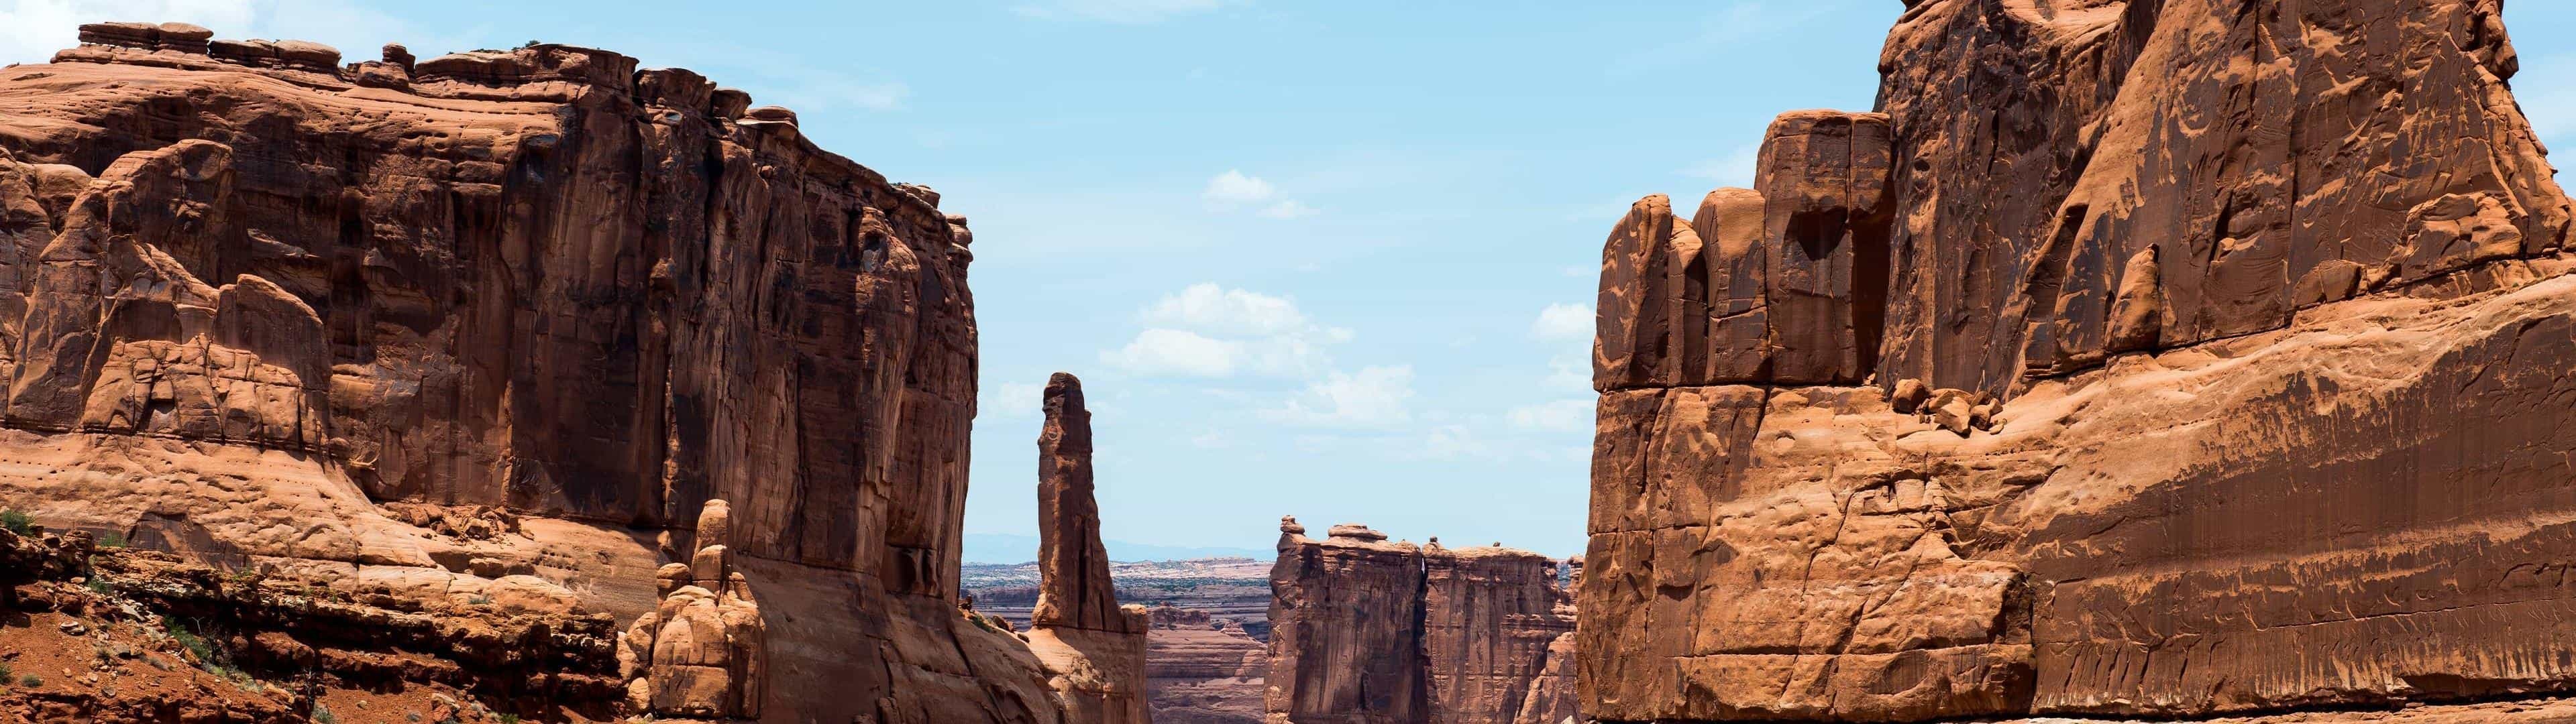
[
  {"x1": 1267, "y1": 522, "x2": 1576, "y2": 724},
  {"x1": 1582, "y1": 1, "x2": 2576, "y2": 723},
  {"x1": 1025, "y1": 373, "x2": 1150, "y2": 724}
]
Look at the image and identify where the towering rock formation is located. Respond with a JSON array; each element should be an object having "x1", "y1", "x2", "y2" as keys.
[
  {"x1": 1585, "y1": 1, "x2": 2576, "y2": 721},
  {"x1": 1265, "y1": 520, "x2": 1430, "y2": 724},
  {"x1": 1025, "y1": 373, "x2": 1152, "y2": 724},
  {"x1": 0, "y1": 23, "x2": 1051, "y2": 723},
  {"x1": 1265, "y1": 520, "x2": 1576, "y2": 724},
  {"x1": 1420, "y1": 545, "x2": 1574, "y2": 724}
]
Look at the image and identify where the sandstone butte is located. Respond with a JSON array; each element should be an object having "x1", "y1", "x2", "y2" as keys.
[
  {"x1": 1585, "y1": 0, "x2": 2576, "y2": 722},
  {"x1": 1265, "y1": 519, "x2": 1579, "y2": 724},
  {"x1": 0, "y1": 21, "x2": 1163, "y2": 723}
]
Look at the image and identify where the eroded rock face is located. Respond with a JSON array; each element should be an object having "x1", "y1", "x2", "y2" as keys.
[
  {"x1": 1024, "y1": 373, "x2": 1151, "y2": 724},
  {"x1": 0, "y1": 25, "x2": 1057, "y2": 724},
  {"x1": 1421, "y1": 546, "x2": 1575, "y2": 724},
  {"x1": 1584, "y1": 1, "x2": 2576, "y2": 721},
  {"x1": 1265, "y1": 520, "x2": 1576, "y2": 724}
]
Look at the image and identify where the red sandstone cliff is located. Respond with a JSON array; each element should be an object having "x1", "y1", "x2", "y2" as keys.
[
  {"x1": 1585, "y1": 0, "x2": 2576, "y2": 721},
  {"x1": 0, "y1": 22, "x2": 1051, "y2": 723},
  {"x1": 1265, "y1": 520, "x2": 1576, "y2": 724}
]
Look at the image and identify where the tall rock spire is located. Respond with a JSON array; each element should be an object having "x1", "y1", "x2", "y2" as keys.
[
  {"x1": 1032, "y1": 371, "x2": 1132, "y2": 633},
  {"x1": 1025, "y1": 372, "x2": 1150, "y2": 723}
]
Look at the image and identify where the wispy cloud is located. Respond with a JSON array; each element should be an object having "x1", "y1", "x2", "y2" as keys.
[
  {"x1": 1011, "y1": 0, "x2": 1240, "y2": 23},
  {"x1": 1201, "y1": 170, "x2": 1320, "y2": 219},
  {"x1": 1104, "y1": 283, "x2": 1352, "y2": 378},
  {"x1": 1530, "y1": 302, "x2": 1593, "y2": 343},
  {"x1": 1505, "y1": 399, "x2": 1594, "y2": 433},
  {"x1": 1258, "y1": 365, "x2": 1415, "y2": 428},
  {"x1": 981, "y1": 381, "x2": 1048, "y2": 419}
]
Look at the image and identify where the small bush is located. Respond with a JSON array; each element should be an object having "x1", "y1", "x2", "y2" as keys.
[
  {"x1": 0, "y1": 509, "x2": 30, "y2": 535},
  {"x1": 97, "y1": 530, "x2": 126, "y2": 548},
  {"x1": 312, "y1": 705, "x2": 337, "y2": 724},
  {"x1": 19, "y1": 674, "x2": 41, "y2": 688},
  {"x1": 166, "y1": 620, "x2": 213, "y2": 663},
  {"x1": 86, "y1": 578, "x2": 111, "y2": 595}
]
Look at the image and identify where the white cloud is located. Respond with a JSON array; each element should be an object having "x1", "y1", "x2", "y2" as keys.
[
  {"x1": 1011, "y1": 0, "x2": 1236, "y2": 23},
  {"x1": 1506, "y1": 399, "x2": 1595, "y2": 433},
  {"x1": 1102, "y1": 328, "x2": 1241, "y2": 377},
  {"x1": 1416, "y1": 424, "x2": 1492, "y2": 461},
  {"x1": 981, "y1": 380, "x2": 1046, "y2": 419},
  {"x1": 1188, "y1": 430, "x2": 1229, "y2": 448},
  {"x1": 1260, "y1": 365, "x2": 1414, "y2": 428},
  {"x1": 1202, "y1": 170, "x2": 1317, "y2": 220},
  {"x1": 1545, "y1": 353, "x2": 1589, "y2": 392},
  {"x1": 1144, "y1": 283, "x2": 1309, "y2": 335},
  {"x1": 1201, "y1": 170, "x2": 1275, "y2": 203},
  {"x1": 1257, "y1": 200, "x2": 1318, "y2": 219},
  {"x1": 1108, "y1": 284, "x2": 1351, "y2": 378},
  {"x1": 1531, "y1": 302, "x2": 1593, "y2": 343}
]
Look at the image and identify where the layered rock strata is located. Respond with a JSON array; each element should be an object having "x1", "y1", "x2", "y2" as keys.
[
  {"x1": 1265, "y1": 520, "x2": 1576, "y2": 724},
  {"x1": 1585, "y1": 1, "x2": 2576, "y2": 721},
  {"x1": 0, "y1": 23, "x2": 1056, "y2": 723},
  {"x1": 1024, "y1": 373, "x2": 1152, "y2": 724}
]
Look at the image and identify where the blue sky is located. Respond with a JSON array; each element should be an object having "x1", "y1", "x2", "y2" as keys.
[{"x1": 5, "y1": 1, "x2": 2573, "y2": 559}]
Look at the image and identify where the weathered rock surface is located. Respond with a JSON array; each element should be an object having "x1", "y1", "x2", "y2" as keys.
[
  {"x1": 1421, "y1": 545, "x2": 1574, "y2": 724},
  {"x1": 1585, "y1": 1, "x2": 2576, "y2": 722},
  {"x1": 1024, "y1": 372, "x2": 1151, "y2": 724},
  {"x1": 620, "y1": 499, "x2": 767, "y2": 720},
  {"x1": 0, "y1": 24, "x2": 1065, "y2": 724},
  {"x1": 1266, "y1": 520, "x2": 1576, "y2": 724},
  {"x1": 1265, "y1": 520, "x2": 1428, "y2": 724}
]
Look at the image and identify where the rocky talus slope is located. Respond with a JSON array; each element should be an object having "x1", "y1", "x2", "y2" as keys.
[
  {"x1": 0, "y1": 21, "x2": 1116, "y2": 723},
  {"x1": 1265, "y1": 520, "x2": 1577, "y2": 724},
  {"x1": 1583, "y1": 0, "x2": 2576, "y2": 721}
]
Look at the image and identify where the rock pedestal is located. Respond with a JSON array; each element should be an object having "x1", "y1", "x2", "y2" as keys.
[{"x1": 619, "y1": 499, "x2": 767, "y2": 721}]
